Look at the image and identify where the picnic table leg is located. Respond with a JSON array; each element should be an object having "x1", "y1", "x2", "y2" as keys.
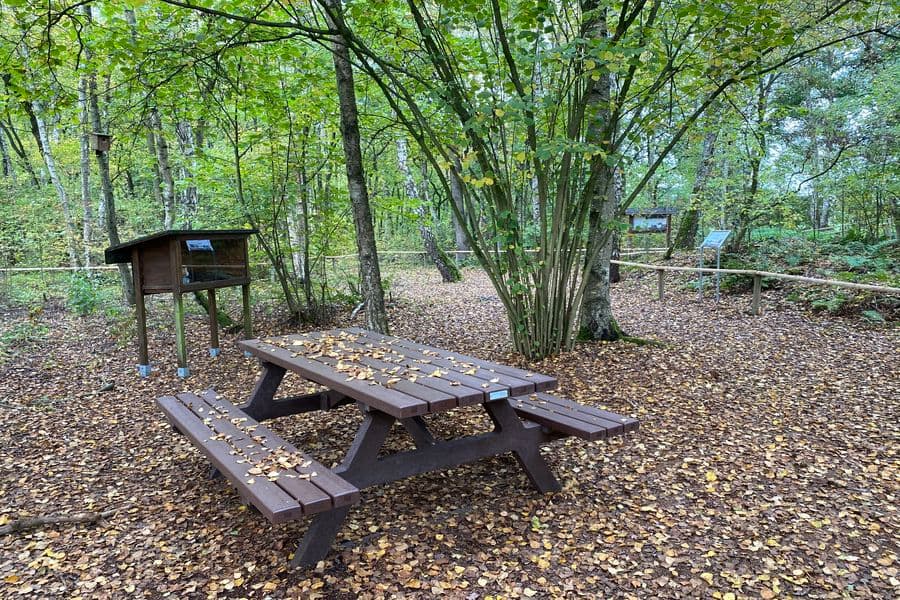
[
  {"x1": 290, "y1": 506, "x2": 352, "y2": 568},
  {"x1": 400, "y1": 416, "x2": 436, "y2": 448},
  {"x1": 338, "y1": 410, "x2": 395, "y2": 483},
  {"x1": 240, "y1": 362, "x2": 286, "y2": 421},
  {"x1": 290, "y1": 411, "x2": 394, "y2": 567},
  {"x1": 484, "y1": 399, "x2": 561, "y2": 493}
]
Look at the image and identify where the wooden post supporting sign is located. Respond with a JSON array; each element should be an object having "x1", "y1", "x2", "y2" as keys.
[{"x1": 751, "y1": 274, "x2": 762, "y2": 316}]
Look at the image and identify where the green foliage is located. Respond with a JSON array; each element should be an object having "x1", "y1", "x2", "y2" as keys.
[
  {"x1": 0, "y1": 320, "x2": 49, "y2": 363},
  {"x1": 66, "y1": 273, "x2": 101, "y2": 316},
  {"x1": 861, "y1": 309, "x2": 885, "y2": 323},
  {"x1": 64, "y1": 272, "x2": 128, "y2": 317},
  {"x1": 809, "y1": 292, "x2": 850, "y2": 314},
  {"x1": 0, "y1": 0, "x2": 896, "y2": 352}
]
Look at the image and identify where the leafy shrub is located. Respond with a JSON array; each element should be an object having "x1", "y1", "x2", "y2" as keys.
[
  {"x1": 67, "y1": 273, "x2": 100, "y2": 316},
  {"x1": 861, "y1": 309, "x2": 885, "y2": 323},
  {"x1": 810, "y1": 293, "x2": 849, "y2": 314}
]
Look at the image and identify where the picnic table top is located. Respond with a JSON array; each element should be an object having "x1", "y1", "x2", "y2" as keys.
[{"x1": 237, "y1": 327, "x2": 557, "y2": 419}]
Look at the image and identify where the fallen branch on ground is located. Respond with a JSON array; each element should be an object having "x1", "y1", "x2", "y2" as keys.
[{"x1": 0, "y1": 510, "x2": 116, "y2": 535}]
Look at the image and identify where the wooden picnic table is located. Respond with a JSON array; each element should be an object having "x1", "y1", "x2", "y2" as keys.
[{"x1": 158, "y1": 327, "x2": 638, "y2": 567}]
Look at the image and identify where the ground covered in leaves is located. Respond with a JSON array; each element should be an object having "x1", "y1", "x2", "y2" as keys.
[{"x1": 1, "y1": 267, "x2": 897, "y2": 599}]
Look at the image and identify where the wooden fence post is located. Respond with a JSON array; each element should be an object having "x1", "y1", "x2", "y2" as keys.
[
  {"x1": 657, "y1": 269, "x2": 665, "y2": 301},
  {"x1": 751, "y1": 274, "x2": 762, "y2": 316}
]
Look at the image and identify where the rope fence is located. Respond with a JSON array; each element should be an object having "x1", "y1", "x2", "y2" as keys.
[
  {"x1": 610, "y1": 259, "x2": 900, "y2": 315},
  {"x1": 4, "y1": 249, "x2": 896, "y2": 319}
]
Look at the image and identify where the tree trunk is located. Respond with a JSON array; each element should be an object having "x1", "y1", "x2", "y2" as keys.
[
  {"x1": 670, "y1": 128, "x2": 719, "y2": 254},
  {"x1": 287, "y1": 160, "x2": 314, "y2": 309},
  {"x1": 396, "y1": 137, "x2": 460, "y2": 282},
  {"x1": 579, "y1": 163, "x2": 621, "y2": 341},
  {"x1": 0, "y1": 121, "x2": 13, "y2": 180},
  {"x1": 88, "y1": 75, "x2": 134, "y2": 304},
  {"x1": 78, "y1": 77, "x2": 93, "y2": 268},
  {"x1": 145, "y1": 129, "x2": 164, "y2": 213},
  {"x1": 150, "y1": 108, "x2": 176, "y2": 229},
  {"x1": 448, "y1": 158, "x2": 469, "y2": 258},
  {"x1": 888, "y1": 196, "x2": 900, "y2": 239},
  {"x1": 609, "y1": 168, "x2": 624, "y2": 284},
  {"x1": 32, "y1": 99, "x2": 79, "y2": 269},
  {"x1": 323, "y1": 0, "x2": 388, "y2": 333},
  {"x1": 578, "y1": 1, "x2": 621, "y2": 341},
  {"x1": 0, "y1": 117, "x2": 39, "y2": 186},
  {"x1": 175, "y1": 120, "x2": 199, "y2": 228},
  {"x1": 287, "y1": 126, "x2": 311, "y2": 298}
]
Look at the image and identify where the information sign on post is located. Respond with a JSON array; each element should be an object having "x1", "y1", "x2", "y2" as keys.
[{"x1": 698, "y1": 230, "x2": 731, "y2": 302}]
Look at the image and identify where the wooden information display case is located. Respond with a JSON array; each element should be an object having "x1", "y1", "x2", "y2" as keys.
[
  {"x1": 624, "y1": 207, "x2": 677, "y2": 246},
  {"x1": 105, "y1": 229, "x2": 257, "y2": 378}
]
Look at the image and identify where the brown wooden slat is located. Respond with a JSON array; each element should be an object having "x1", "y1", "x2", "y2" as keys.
[
  {"x1": 350, "y1": 351, "x2": 484, "y2": 407},
  {"x1": 195, "y1": 391, "x2": 359, "y2": 508},
  {"x1": 239, "y1": 339, "x2": 429, "y2": 418},
  {"x1": 371, "y1": 348, "x2": 511, "y2": 401},
  {"x1": 156, "y1": 395, "x2": 304, "y2": 524},
  {"x1": 530, "y1": 392, "x2": 639, "y2": 434},
  {"x1": 511, "y1": 393, "x2": 639, "y2": 440},
  {"x1": 512, "y1": 400, "x2": 610, "y2": 441},
  {"x1": 513, "y1": 394, "x2": 624, "y2": 436},
  {"x1": 299, "y1": 334, "x2": 484, "y2": 407},
  {"x1": 342, "y1": 330, "x2": 529, "y2": 397},
  {"x1": 182, "y1": 393, "x2": 333, "y2": 513},
  {"x1": 345, "y1": 327, "x2": 558, "y2": 391},
  {"x1": 311, "y1": 353, "x2": 457, "y2": 412}
]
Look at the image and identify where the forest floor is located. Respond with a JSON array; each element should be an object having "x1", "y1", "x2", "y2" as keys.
[{"x1": 0, "y1": 267, "x2": 897, "y2": 599}]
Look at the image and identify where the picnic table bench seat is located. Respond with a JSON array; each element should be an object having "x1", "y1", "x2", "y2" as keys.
[
  {"x1": 156, "y1": 390, "x2": 359, "y2": 524},
  {"x1": 512, "y1": 392, "x2": 639, "y2": 441}
]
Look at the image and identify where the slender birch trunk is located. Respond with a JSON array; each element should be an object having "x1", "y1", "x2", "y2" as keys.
[
  {"x1": 287, "y1": 139, "x2": 310, "y2": 291},
  {"x1": 88, "y1": 74, "x2": 134, "y2": 304},
  {"x1": 150, "y1": 108, "x2": 176, "y2": 229},
  {"x1": 0, "y1": 123, "x2": 13, "y2": 180},
  {"x1": 448, "y1": 159, "x2": 470, "y2": 258},
  {"x1": 78, "y1": 77, "x2": 93, "y2": 268},
  {"x1": 175, "y1": 120, "x2": 198, "y2": 228},
  {"x1": 32, "y1": 99, "x2": 79, "y2": 269}
]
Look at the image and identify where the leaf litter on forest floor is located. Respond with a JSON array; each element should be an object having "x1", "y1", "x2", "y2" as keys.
[{"x1": 0, "y1": 267, "x2": 897, "y2": 598}]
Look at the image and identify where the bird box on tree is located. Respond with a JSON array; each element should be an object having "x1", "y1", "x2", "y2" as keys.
[{"x1": 89, "y1": 133, "x2": 112, "y2": 152}]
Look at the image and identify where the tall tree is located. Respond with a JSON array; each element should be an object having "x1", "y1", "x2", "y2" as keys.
[{"x1": 322, "y1": 0, "x2": 388, "y2": 332}]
